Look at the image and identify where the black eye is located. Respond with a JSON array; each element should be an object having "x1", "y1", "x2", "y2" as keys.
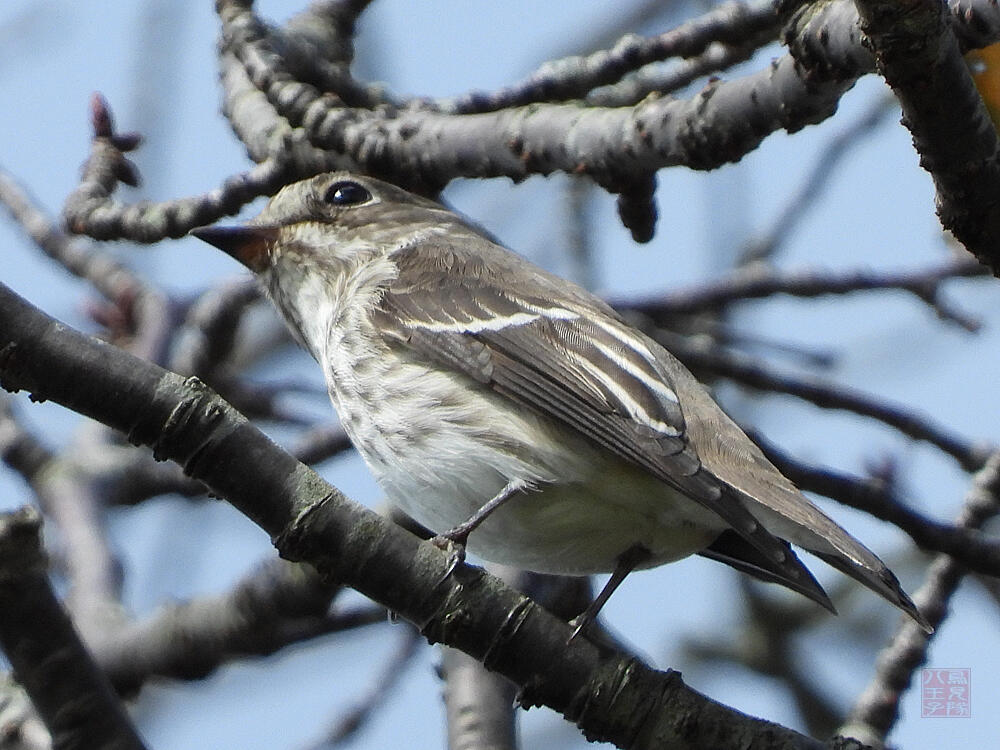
[{"x1": 323, "y1": 181, "x2": 372, "y2": 206}]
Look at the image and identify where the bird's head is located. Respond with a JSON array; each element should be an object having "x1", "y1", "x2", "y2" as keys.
[
  {"x1": 191, "y1": 172, "x2": 466, "y2": 276},
  {"x1": 191, "y1": 172, "x2": 478, "y2": 361}
]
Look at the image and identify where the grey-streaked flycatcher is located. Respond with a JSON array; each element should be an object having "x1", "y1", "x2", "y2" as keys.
[{"x1": 192, "y1": 172, "x2": 930, "y2": 634}]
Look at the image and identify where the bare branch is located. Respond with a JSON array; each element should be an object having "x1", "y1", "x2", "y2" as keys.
[
  {"x1": 94, "y1": 558, "x2": 354, "y2": 695},
  {"x1": 305, "y1": 628, "x2": 422, "y2": 748},
  {"x1": 170, "y1": 279, "x2": 259, "y2": 378},
  {"x1": 647, "y1": 328, "x2": 991, "y2": 471},
  {"x1": 0, "y1": 280, "x2": 847, "y2": 750},
  {"x1": 439, "y1": 0, "x2": 781, "y2": 114},
  {"x1": 58, "y1": 1, "x2": 1000, "y2": 246},
  {"x1": 739, "y1": 94, "x2": 898, "y2": 264},
  {"x1": 0, "y1": 166, "x2": 171, "y2": 363},
  {"x1": 839, "y1": 452, "x2": 1000, "y2": 744},
  {"x1": 441, "y1": 646, "x2": 517, "y2": 750},
  {"x1": 757, "y1": 435, "x2": 1000, "y2": 578},
  {"x1": 0, "y1": 507, "x2": 147, "y2": 750},
  {"x1": 586, "y1": 40, "x2": 763, "y2": 107},
  {"x1": 0, "y1": 399, "x2": 124, "y2": 643},
  {"x1": 220, "y1": 0, "x2": 852, "y2": 193},
  {"x1": 683, "y1": 577, "x2": 846, "y2": 738},
  {"x1": 291, "y1": 423, "x2": 354, "y2": 466},
  {"x1": 63, "y1": 94, "x2": 293, "y2": 242},
  {"x1": 627, "y1": 257, "x2": 988, "y2": 331},
  {"x1": 854, "y1": 0, "x2": 1000, "y2": 275}
]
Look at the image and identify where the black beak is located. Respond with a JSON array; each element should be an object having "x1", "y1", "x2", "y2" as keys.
[{"x1": 190, "y1": 225, "x2": 279, "y2": 273}]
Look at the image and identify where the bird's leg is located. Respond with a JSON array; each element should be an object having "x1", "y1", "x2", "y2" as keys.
[
  {"x1": 432, "y1": 478, "x2": 530, "y2": 575},
  {"x1": 568, "y1": 544, "x2": 651, "y2": 641}
]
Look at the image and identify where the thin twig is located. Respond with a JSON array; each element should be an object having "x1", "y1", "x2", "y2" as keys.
[
  {"x1": 739, "y1": 93, "x2": 898, "y2": 263},
  {"x1": 438, "y1": 0, "x2": 780, "y2": 113},
  {"x1": 626, "y1": 257, "x2": 988, "y2": 330},
  {"x1": 648, "y1": 328, "x2": 989, "y2": 471},
  {"x1": 63, "y1": 94, "x2": 293, "y2": 243},
  {"x1": 304, "y1": 627, "x2": 423, "y2": 748},
  {"x1": 0, "y1": 166, "x2": 172, "y2": 363},
  {"x1": 0, "y1": 507, "x2": 148, "y2": 750},
  {"x1": 839, "y1": 452, "x2": 1000, "y2": 745},
  {"x1": 755, "y1": 433, "x2": 1000, "y2": 577}
]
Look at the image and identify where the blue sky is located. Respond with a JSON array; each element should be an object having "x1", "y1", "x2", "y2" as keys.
[{"x1": 2, "y1": 1, "x2": 998, "y2": 748}]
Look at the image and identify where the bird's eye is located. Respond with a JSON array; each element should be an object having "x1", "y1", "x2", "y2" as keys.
[{"x1": 323, "y1": 181, "x2": 372, "y2": 206}]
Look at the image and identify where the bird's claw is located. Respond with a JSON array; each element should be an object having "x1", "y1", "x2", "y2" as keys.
[
  {"x1": 431, "y1": 533, "x2": 467, "y2": 579},
  {"x1": 566, "y1": 614, "x2": 591, "y2": 643}
]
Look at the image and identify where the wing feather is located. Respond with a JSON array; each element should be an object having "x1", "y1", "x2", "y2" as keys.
[{"x1": 373, "y1": 240, "x2": 819, "y2": 586}]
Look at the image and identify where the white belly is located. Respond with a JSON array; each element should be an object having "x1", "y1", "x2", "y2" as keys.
[
  {"x1": 388, "y1": 457, "x2": 721, "y2": 576},
  {"x1": 329, "y1": 349, "x2": 722, "y2": 575}
]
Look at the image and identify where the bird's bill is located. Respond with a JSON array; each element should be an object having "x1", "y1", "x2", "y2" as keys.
[{"x1": 190, "y1": 225, "x2": 279, "y2": 273}]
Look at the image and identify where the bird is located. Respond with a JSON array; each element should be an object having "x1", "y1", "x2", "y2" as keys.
[{"x1": 192, "y1": 172, "x2": 931, "y2": 635}]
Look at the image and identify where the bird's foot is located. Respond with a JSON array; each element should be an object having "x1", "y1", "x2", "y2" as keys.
[
  {"x1": 566, "y1": 544, "x2": 651, "y2": 643},
  {"x1": 430, "y1": 479, "x2": 531, "y2": 579},
  {"x1": 431, "y1": 532, "x2": 468, "y2": 579},
  {"x1": 566, "y1": 613, "x2": 593, "y2": 642}
]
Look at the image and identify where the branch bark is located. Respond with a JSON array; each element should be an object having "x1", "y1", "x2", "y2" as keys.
[
  {"x1": 0, "y1": 282, "x2": 848, "y2": 749},
  {"x1": 839, "y1": 452, "x2": 1000, "y2": 744},
  {"x1": 854, "y1": 0, "x2": 1000, "y2": 275},
  {"x1": 0, "y1": 507, "x2": 147, "y2": 750}
]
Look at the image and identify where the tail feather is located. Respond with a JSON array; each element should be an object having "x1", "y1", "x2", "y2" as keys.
[
  {"x1": 652, "y1": 332, "x2": 931, "y2": 631},
  {"x1": 810, "y1": 549, "x2": 932, "y2": 633},
  {"x1": 699, "y1": 530, "x2": 836, "y2": 613},
  {"x1": 726, "y1": 483, "x2": 934, "y2": 633}
]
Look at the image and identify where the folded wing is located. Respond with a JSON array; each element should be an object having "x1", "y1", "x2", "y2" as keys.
[{"x1": 373, "y1": 238, "x2": 929, "y2": 631}]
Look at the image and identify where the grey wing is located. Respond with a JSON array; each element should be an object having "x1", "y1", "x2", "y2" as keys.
[
  {"x1": 657, "y1": 351, "x2": 931, "y2": 630},
  {"x1": 372, "y1": 241, "x2": 823, "y2": 594}
]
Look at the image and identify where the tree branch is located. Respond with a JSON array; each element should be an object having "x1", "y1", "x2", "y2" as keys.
[
  {"x1": 60, "y1": 0, "x2": 1000, "y2": 247},
  {"x1": 0, "y1": 282, "x2": 849, "y2": 749},
  {"x1": 0, "y1": 507, "x2": 147, "y2": 750},
  {"x1": 854, "y1": 0, "x2": 1000, "y2": 275},
  {"x1": 757, "y1": 436, "x2": 1000, "y2": 578},
  {"x1": 439, "y1": 0, "x2": 781, "y2": 113},
  {"x1": 646, "y1": 328, "x2": 990, "y2": 471},
  {"x1": 305, "y1": 628, "x2": 422, "y2": 748},
  {"x1": 63, "y1": 94, "x2": 293, "y2": 242},
  {"x1": 625, "y1": 257, "x2": 987, "y2": 330},
  {"x1": 839, "y1": 452, "x2": 1000, "y2": 744},
  {"x1": 94, "y1": 558, "x2": 356, "y2": 696},
  {"x1": 0, "y1": 167, "x2": 171, "y2": 363}
]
